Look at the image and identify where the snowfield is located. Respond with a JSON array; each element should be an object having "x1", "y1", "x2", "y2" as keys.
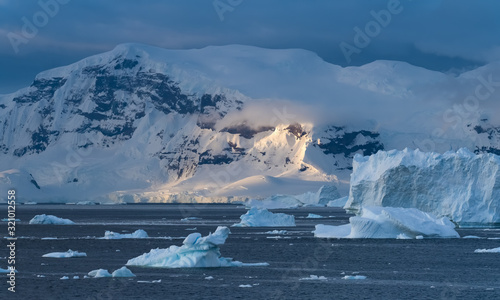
[
  {"x1": 29, "y1": 214, "x2": 74, "y2": 225},
  {"x1": 233, "y1": 208, "x2": 296, "y2": 227},
  {"x1": 313, "y1": 206, "x2": 459, "y2": 239},
  {"x1": 126, "y1": 226, "x2": 268, "y2": 268},
  {"x1": 345, "y1": 148, "x2": 500, "y2": 227}
]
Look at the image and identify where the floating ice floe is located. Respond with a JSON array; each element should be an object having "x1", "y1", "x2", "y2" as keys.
[
  {"x1": 233, "y1": 208, "x2": 295, "y2": 227},
  {"x1": 205, "y1": 276, "x2": 214, "y2": 280},
  {"x1": 474, "y1": 247, "x2": 500, "y2": 253},
  {"x1": 29, "y1": 214, "x2": 74, "y2": 225},
  {"x1": 264, "y1": 230, "x2": 287, "y2": 234},
  {"x1": 42, "y1": 250, "x2": 87, "y2": 258},
  {"x1": 342, "y1": 275, "x2": 367, "y2": 280},
  {"x1": 101, "y1": 229, "x2": 149, "y2": 239},
  {"x1": 181, "y1": 217, "x2": 202, "y2": 221},
  {"x1": 0, "y1": 267, "x2": 15, "y2": 273},
  {"x1": 126, "y1": 226, "x2": 269, "y2": 268},
  {"x1": 305, "y1": 213, "x2": 323, "y2": 219},
  {"x1": 76, "y1": 201, "x2": 98, "y2": 205},
  {"x1": 246, "y1": 185, "x2": 341, "y2": 209},
  {"x1": 313, "y1": 206, "x2": 459, "y2": 239},
  {"x1": 60, "y1": 276, "x2": 69, "y2": 280},
  {"x1": 300, "y1": 275, "x2": 327, "y2": 281},
  {"x1": 239, "y1": 284, "x2": 252, "y2": 288},
  {"x1": 1, "y1": 218, "x2": 20, "y2": 222},
  {"x1": 346, "y1": 148, "x2": 500, "y2": 227}
]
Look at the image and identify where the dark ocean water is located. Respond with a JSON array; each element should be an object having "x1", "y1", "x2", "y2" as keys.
[{"x1": 1, "y1": 204, "x2": 499, "y2": 300}]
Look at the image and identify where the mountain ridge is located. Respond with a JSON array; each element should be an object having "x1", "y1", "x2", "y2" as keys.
[{"x1": 1, "y1": 43, "x2": 499, "y2": 203}]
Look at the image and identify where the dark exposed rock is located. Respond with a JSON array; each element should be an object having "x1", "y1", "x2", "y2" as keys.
[{"x1": 221, "y1": 124, "x2": 274, "y2": 139}]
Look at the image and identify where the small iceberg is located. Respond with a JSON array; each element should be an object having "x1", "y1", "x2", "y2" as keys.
[
  {"x1": 233, "y1": 208, "x2": 295, "y2": 227},
  {"x1": 101, "y1": 229, "x2": 149, "y2": 239},
  {"x1": 313, "y1": 206, "x2": 459, "y2": 239},
  {"x1": 111, "y1": 266, "x2": 136, "y2": 277},
  {"x1": 42, "y1": 250, "x2": 87, "y2": 258},
  {"x1": 29, "y1": 214, "x2": 74, "y2": 225},
  {"x1": 474, "y1": 247, "x2": 500, "y2": 253},
  {"x1": 88, "y1": 269, "x2": 112, "y2": 278},
  {"x1": 126, "y1": 226, "x2": 268, "y2": 268}
]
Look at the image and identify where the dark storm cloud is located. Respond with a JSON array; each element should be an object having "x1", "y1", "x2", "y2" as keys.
[{"x1": 0, "y1": 0, "x2": 499, "y2": 93}]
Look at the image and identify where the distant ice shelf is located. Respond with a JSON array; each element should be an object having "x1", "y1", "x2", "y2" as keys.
[{"x1": 233, "y1": 208, "x2": 296, "y2": 227}]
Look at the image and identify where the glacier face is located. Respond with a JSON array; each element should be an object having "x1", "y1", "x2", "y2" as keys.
[
  {"x1": 345, "y1": 148, "x2": 500, "y2": 226},
  {"x1": 1, "y1": 43, "x2": 500, "y2": 203}
]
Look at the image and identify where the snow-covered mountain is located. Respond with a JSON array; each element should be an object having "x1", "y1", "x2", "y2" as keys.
[{"x1": 1, "y1": 43, "x2": 500, "y2": 203}]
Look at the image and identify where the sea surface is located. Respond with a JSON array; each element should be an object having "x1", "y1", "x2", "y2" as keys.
[{"x1": 1, "y1": 204, "x2": 500, "y2": 300}]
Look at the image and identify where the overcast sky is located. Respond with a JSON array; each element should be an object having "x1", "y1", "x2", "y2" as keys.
[{"x1": 0, "y1": 0, "x2": 499, "y2": 93}]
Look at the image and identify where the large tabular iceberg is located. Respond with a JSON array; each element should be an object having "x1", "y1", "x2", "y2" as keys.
[
  {"x1": 313, "y1": 206, "x2": 459, "y2": 239},
  {"x1": 345, "y1": 148, "x2": 500, "y2": 227},
  {"x1": 126, "y1": 226, "x2": 268, "y2": 268},
  {"x1": 29, "y1": 214, "x2": 74, "y2": 225},
  {"x1": 233, "y1": 208, "x2": 296, "y2": 227}
]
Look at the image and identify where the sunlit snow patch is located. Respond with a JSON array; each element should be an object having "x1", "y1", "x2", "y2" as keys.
[
  {"x1": 233, "y1": 208, "x2": 295, "y2": 227},
  {"x1": 474, "y1": 247, "x2": 500, "y2": 253},
  {"x1": 126, "y1": 226, "x2": 268, "y2": 268},
  {"x1": 101, "y1": 229, "x2": 148, "y2": 239},
  {"x1": 29, "y1": 214, "x2": 74, "y2": 225},
  {"x1": 42, "y1": 249, "x2": 87, "y2": 258},
  {"x1": 313, "y1": 206, "x2": 459, "y2": 239}
]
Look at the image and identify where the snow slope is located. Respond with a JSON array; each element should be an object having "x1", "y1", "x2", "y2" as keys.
[
  {"x1": 1, "y1": 43, "x2": 500, "y2": 203},
  {"x1": 345, "y1": 148, "x2": 500, "y2": 227}
]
